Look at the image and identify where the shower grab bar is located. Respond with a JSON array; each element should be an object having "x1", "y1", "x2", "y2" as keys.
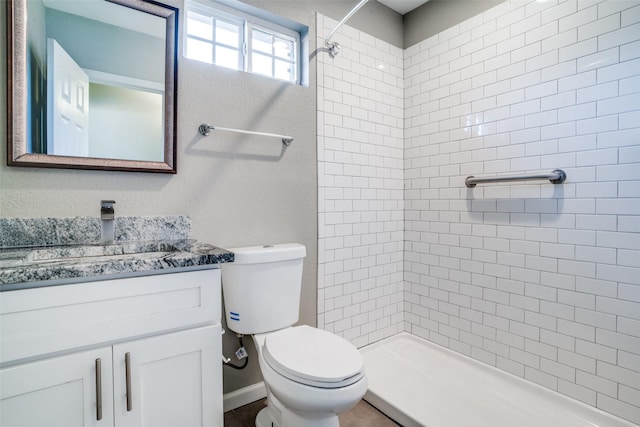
[
  {"x1": 465, "y1": 169, "x2": 567, "y2": 188},
  {"x1": 198, "y1": 124, "x2": 294, "y2": 146}
]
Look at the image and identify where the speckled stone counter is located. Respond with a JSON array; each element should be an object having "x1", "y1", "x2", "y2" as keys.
[{"x1": 0, "y1": 216, "x2": 233, "y2": 290}]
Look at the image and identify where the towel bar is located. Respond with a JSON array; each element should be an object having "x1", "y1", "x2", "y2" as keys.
[{"x1": 198, "y1": 124, "x2": 294, "y2": 146}]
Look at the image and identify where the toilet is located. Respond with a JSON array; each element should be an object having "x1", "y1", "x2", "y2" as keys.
[{"x1": 221, "y1": 243, "x2": 368, "y2": 427}]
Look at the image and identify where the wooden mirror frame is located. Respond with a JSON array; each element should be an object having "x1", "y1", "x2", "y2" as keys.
[{"x1": 6, "y1": 0, "x2": 178, "y2": 173}]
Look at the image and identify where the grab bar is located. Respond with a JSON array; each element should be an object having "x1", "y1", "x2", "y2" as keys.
[
  {"x1": 465, "y1": 169, "x2": 566, "y2": 188},
  {"x1": 198, "y1": 123, "x2": 294, "y2": 146}
]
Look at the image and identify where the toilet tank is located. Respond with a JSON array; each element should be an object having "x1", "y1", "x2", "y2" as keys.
[{"x1": 221, "y1": 243, "x2": 306, "y2": 334}]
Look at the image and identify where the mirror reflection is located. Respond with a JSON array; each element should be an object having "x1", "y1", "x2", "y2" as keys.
[{"x1": 8, "y1": 0, "x2": 177, "y2": 173}]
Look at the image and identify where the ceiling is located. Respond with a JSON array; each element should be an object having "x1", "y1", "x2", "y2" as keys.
[
  {"x1": 43, "y1": 0, "x2": 165, "y2": 38},
  {"x1": 377, "y1": 0, "x2": 430, "y2": 15}
]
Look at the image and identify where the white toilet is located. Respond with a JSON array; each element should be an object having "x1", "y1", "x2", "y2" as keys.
[{"x1": 221, "y1": 243, "x2": 368, "y2": 427}]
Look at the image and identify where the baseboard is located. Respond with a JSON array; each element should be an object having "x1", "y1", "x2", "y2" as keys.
[{"x1": 223, "y1": 382, "x2": 267, "y2": 412}]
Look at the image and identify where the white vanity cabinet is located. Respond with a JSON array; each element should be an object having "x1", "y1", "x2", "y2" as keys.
[
  {"x1": 113, "y1": 325, "x2": 220, "y2": 427},
  {"x1": 0, "y1": 269, "x2": 223, "y2": 427},
  {"x1": 0, "y1": 346, "x2": 115, "y2": 427}
]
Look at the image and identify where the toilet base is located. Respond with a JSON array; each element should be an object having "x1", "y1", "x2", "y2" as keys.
[
  {"x1": 255, "y1": 407, "x2": 274, "y2": 427},
  {"x1": 254, "y1": 393, "x2": 341, "y2": 427}
]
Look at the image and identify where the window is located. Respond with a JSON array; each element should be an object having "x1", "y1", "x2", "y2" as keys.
[{"x1": 185, "y1": 1, "x2": 302, "y2": 85}]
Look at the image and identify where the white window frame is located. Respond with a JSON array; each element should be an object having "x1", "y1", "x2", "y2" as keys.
[
  {"x1": 185, "y1": 1, "x2": 301, "y2": 85},
  {"x1": 185, "y1": 5, "x2": 245, "y2": 70},
  {"x1": 248, "y1": 23, "x2": 299, "y2": 84}
]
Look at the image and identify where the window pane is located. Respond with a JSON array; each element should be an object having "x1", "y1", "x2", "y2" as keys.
[
  {"x1": 185, "y1": 2, "x2": 302, "y2": 85},
  {"x1": 252, "y1": 29, "x2": 272, "y2": 54},
  {"x1": 216, "y1": 19, "x2": 240, "y2": 48},
  {"x1": 186, "y1": 37, "x2": 213, "y2": 63},
  {"x1": 252, "y1": 52, "x2": 272, "y2": 77},
  {"x1": 216, "y1": 45, "x2": 240, "y2": 70},
  {"x1": 187, "y1": 11, "x2": 213, "y2": 41},
  {"x1": 274, "y1": 59, "x2": 294, "y2": 82},
  {"x1": 273, "y1": 37, "x2": 293, "y2": 60}
]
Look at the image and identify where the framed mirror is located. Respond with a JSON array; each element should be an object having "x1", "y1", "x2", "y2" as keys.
[{"x1": 7, "y1": 0, "x2": 178, "y2": 173}]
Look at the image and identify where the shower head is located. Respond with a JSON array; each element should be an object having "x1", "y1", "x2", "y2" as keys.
[{"x1": 326, "y1": 41, "x2": 341, "y2": 58}]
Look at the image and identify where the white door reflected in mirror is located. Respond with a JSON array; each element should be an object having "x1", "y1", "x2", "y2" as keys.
[{"x1": 47, "y1": 38, "x2": 89, "y2": 157}]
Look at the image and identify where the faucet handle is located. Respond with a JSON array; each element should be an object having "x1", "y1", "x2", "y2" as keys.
[{"x1": 100, "y1": 200, "x2": 116, "y2": 220}]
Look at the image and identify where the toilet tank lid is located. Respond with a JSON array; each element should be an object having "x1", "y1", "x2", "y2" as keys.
[{"x1": 229, "y1": 243, "x2": 306, "y2": 264}]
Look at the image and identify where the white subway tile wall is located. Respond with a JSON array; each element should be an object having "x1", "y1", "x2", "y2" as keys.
[
  {"x1": 318, "y1": 0, "x2": 640, "y2": 423},
  {"x1": 404, "y1": 0, "x2": 640, "y2": 423},
  {"x1": 317, "y1": 15, "x2": 405, "y2": 347}
]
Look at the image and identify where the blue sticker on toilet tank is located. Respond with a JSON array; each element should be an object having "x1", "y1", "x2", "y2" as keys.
[{"x1": 229, "y1": 311, "x2": 240, "y2": 321}]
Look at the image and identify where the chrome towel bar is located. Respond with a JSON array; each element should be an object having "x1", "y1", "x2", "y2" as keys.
[
  {"x1": 198, "y1": 123, "x2": 294, "y2": 146},
  {"x1": 465, "y1": 169, "x2": 567, "y2": 188}
]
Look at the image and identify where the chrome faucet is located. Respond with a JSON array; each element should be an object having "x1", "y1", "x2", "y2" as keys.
[
  {"x1": 100, "y1": 200, "x2": 116, "y2": 220},
  {"x1": 100, "y1": 200, "x2": 116, "y2": 243}
]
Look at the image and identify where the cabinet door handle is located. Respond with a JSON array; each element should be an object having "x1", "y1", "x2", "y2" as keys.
[
  {"x1": 95, "y1": 358, "x2": 103, "y2": 421},
  {"x1": 125, "y1": 352, "x2": 133, "y2": 412}
]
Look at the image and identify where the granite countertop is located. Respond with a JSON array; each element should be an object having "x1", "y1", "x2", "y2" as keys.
[
  {"x1": 0, "y1": 239, "x2": 234, "y2": 288},
  {"x1": 0, "y1": 216, "x2": 234, "y2": 290}
]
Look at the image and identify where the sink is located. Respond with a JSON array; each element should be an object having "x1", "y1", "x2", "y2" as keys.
[{"x1": 23, "y1": 242, "x2": 180, "y2": 263}]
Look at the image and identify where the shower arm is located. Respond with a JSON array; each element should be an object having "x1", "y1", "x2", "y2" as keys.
[{"x1": 325, "y1": 0, "x2": 370, "y2": 57}]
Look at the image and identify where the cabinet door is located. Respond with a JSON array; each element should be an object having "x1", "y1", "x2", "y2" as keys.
[
  {"x1": 0, "y1": 347, "x2": 114, "y2": 427},
  {"x1": 113, "y1": 325, "x2": 222, "y2": 427}
]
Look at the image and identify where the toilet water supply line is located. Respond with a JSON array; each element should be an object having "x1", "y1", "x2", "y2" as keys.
[
  {"x1": 222, "y1": 332, "x2": 249, "y2": 370},
  {"x1": 325, "y1": 0, "x2": 370, "y2": 57}
]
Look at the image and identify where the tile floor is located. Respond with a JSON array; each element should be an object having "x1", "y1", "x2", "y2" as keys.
[{"x1": 224, "y1": 399, "x2": 400, "y2": 427}]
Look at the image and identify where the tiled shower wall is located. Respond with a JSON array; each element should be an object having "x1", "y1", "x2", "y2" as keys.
[
  {"x1": 317, "y1": 0, "x2": 640, "y2": 423},
  {"x1": 317, "y1": 15, "x2": 405, "y2": 347},
  {"x1": 404, "y1": 0, "x2": 640, "y2": 424}
]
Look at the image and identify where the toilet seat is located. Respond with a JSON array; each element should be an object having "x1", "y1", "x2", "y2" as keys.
[{"x1": 263, "y1": 325, "x2": 364, "y2": 389}]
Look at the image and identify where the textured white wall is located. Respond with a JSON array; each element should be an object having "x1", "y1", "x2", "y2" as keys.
[
  {"x1": 0, "y1": 0, "x2": 318, "y2": 394},
  {"x1": 317, "y1": 14, "x2": 405, "y2": 347},
  {"x1": 404, "y1": 0, "x2": 640, "y2": 423}
]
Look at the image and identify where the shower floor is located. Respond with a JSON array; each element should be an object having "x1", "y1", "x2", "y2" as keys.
[{"x1": 360, "y1": 333, "x2": 636, "y2": 427}]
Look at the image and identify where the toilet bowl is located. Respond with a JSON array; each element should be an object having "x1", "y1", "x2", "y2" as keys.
[
  {"x1": 253, "y1": 326, "x2": 368, "y2": 427},
  {"x1": 221, "y1": 244, "x2": 368, "y2": 427}
]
